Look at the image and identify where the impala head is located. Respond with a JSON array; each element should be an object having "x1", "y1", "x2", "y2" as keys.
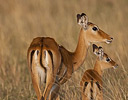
[
  {"x1": 93, "y1": 44, "x2": 118, "y2": 70},
  {"x1": 77, "y1": 13, "x2": 113, "y2": 44}
]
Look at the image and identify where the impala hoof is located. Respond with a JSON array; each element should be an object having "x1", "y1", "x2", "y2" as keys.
[{"x1": 40, "y1": 96, "x2": 44, "y2": 100}]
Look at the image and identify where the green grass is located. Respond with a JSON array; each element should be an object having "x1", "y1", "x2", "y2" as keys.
[{"x1": 0, "y1": 0, "x2": 128, "y2": 100}]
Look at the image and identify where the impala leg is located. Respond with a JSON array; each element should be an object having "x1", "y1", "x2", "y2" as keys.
[
  {"x1": 59, "y1": 67, "x2": 72, "y2": 85},
  {"x1": 43, "y1": 69, "x2": 55, "y2": 100},
  {"x1": 56, "y1": 95, "x2": 60, "y2": 100},
  {"x1": 48, "y1": 83, "x2": 60, "y2": 100},
  {"x1": 31, "y1": 73, "x2": 42, "y2": 100}
]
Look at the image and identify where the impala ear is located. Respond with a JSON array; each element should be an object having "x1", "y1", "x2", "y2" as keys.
[
  {"x1": 93, "y1": 44, "x2": 104, "y2": 60},
  {"x1": 98, "y1": 46, "x2": 104, "y2": 60},
  {"x1": 93, "y1": 44, "x2": 98, "y2": 54},
  {"x1": 77, "y1": 13, "x2": 88, "y2": 29}
]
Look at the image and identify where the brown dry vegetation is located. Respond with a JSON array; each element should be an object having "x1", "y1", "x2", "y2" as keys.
[{"x1": 0, "y1": 0, "x2": 128, "y2": 100}]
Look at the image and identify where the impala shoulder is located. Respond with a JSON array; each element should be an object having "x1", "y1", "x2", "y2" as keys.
[
  {"x1": 90, "y1": 70, "x2": 102, "y2": 84},
  {"x1": 83, "y1": 69, "x2": 101, "y2": 81}
]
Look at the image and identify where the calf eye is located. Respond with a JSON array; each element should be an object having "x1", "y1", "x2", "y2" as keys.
[
  {"x1": 92, "y1": 27, "x2": 98, "y2": 31},
  {"x1": 106, "y1": 57, "x2": 111, "y2": 62}
]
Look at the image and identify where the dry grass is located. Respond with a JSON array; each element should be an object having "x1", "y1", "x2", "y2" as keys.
[{"x1": 0, "y1": 0, "x2": 128, "y2": 100}]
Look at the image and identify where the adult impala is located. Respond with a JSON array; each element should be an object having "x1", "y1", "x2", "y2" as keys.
[
  {"x1": 27, "y1": 13, "x2": 113, "y2": 100},
  {"x1": 80, "y1": 44, "x2": 118, "y2": 100}
]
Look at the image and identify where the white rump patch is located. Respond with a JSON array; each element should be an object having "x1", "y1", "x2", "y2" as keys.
[
  {"x1": 44, "y1": 51, "x2": 48, "y2": 66},
  {"x1": 43, "y1": 50, "x2": 50, "y2": 69},
  {"x1": 33, "y1": 50, "x2": 46, "y2": 85},
  {"x1": 34, "y1": 50, "x2": 38, "y2": 61}
]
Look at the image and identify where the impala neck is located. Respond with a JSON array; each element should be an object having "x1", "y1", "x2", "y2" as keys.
[
  {"x1": 94, "y1": 59, "x2": 102, "y2": 76},
  {"x1": 73, "y1": 28, "x2": 90, "y2": 71}
]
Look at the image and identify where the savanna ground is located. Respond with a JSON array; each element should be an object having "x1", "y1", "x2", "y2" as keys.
[{"x1": 0, "y1": 0, "x2": 128, "y2": 100}]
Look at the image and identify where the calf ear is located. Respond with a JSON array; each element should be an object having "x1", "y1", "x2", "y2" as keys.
[
  {"x1": 93, "y1": 44, "x2": 104, "y2": 60},
  {"x1": 93, "y1": 44, "x2": 99, "y2": 55},
  {"x1": 77, "y1": 13, "x2": 88, "y2": 29},
  {"x1": 98, "y1": 47, "x2": 104, "y2": 60},
  {"x1": 77, "y1": 14, "x2": 81, "y2": 23}
]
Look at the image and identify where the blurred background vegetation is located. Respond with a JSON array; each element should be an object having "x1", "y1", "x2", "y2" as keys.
[{"x1": 0, "y1": 0, "x2": 128, "y2": 100}]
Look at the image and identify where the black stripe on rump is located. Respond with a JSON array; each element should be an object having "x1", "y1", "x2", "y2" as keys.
[
  {"x1": 96, "y1": 81, "x2": 101, "y2": 91},
  {"x1": 48, "y1": 50, "x2": 54, "y2": 74},
  {"x1": 30, "y1": 50, "x2": 35, "y2": 71},
  {"x1": 83, "y1": 82, "x2": 88, "y2": 92},
  {"x1": 40, "y1": 47, "x2": 47, "y2": 83},
  {"x1": 40, "y1": 47, "x2": 46, "y2": 73}
]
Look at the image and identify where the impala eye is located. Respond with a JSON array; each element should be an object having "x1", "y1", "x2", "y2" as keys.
[
  {"x1": 106, "y1": 57, "x2": 111, "y2": 62},
  {"x1": 92, "y1": 27, "x2": 98, "y2": 31}
]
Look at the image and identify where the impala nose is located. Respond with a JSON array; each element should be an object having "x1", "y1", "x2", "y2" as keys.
[
  {"x1": 106, "y1": 37, "x2": 113, "y2": 44},
  {"x1": 113, "y1": 64, "x2": 118, "y2": 69},
  {"x1": 111, "y1": 37, "x2": 113, "y2": 40}
]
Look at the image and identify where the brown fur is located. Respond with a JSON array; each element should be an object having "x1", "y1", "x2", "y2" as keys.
[{"x1": 27, "y1": 13, "x2": 113, "y2": 100}]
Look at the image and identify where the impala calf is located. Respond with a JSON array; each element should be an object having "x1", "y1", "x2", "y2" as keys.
[
  {"x1": 80, "y1": 44, "x2": 118, "y2": 100},
  {"x1": 27, "y1": 13, "x2": 113, "y2": 100}
]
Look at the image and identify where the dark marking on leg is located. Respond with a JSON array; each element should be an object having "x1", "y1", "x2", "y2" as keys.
[{"x1": 30, "y1": 50, "x2": 35, "y2": 71}]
